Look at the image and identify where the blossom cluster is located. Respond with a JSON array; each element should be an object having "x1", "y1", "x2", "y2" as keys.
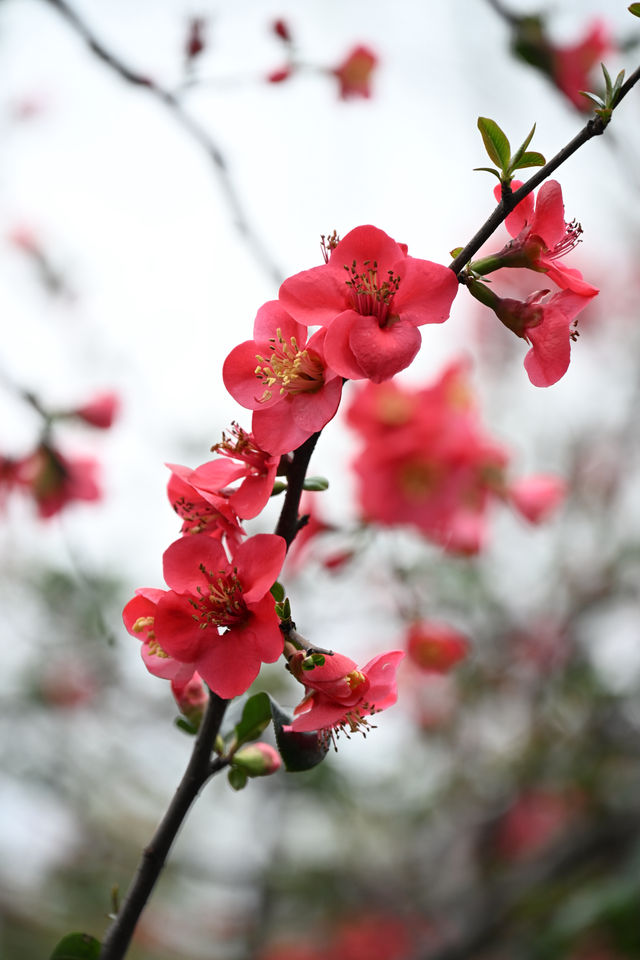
[{"x1": 347, "y1": 360, "x2": 565, "y2": 553}]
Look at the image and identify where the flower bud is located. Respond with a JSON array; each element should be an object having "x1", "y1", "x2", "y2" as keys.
[
  {"x1": 232, "y1": 742, "x2": 281, "y2": 777},
  {"x1": 171, "y1": 674, "x2": 208, "y2": 729}
]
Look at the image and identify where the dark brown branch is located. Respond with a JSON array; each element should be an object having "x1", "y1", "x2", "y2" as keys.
[
  {"x1": 484, "y1": 0, "x2": 521, "y2": 28},
  {"x1": 449, "y1": 64, "x2": 640, "y2": 277},
  {"x1": 100, "y1": 692, "x2": 228, "y2": 960},
  {"x1": 274, "y1": 431, "x2": 322, "y2": 550},
  {"x1": 40, "y1": 0, "x2": 284, "y2": 288}
]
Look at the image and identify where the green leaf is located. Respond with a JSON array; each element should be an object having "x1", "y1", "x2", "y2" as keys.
[
  {"x1": 473, "y1": 166, "x2": 502, "y2": 180},
  {"x1": 512, "y1": 150, "x2": 545, "y2": 170},
  {"x1": 601, "y1": 62, "x2": 613, "y2": 101},
  {"x1": 580, "y1": 91, "x2": 606, "y2": 109},
  {"x1": 629, "y1": 3, "x2": 640, "y2": 18},
  {"x1": 228, "y1": 766, "x2": 248, "y2": 790},
  {"x1": 449, "y1": 246, "x2": 464, "y2": 258},
  {"x1": 270, "y1": 581, "x2": 285, "y2": 603},
  {"x1": 509, "y1": 122, "x2": 537, "y2": 170},
  {"x1": 477, "y1": 117, "x2": 511, "y2": 171},
  {"x1": 269, "y1": 696, "x2": 329, "y2": 772},
  {"x1": 174, "y1": 717, "x2": 198, "y2": 736},
  {"x1": 50, "y1": 933, "x2": 101, "y2": 960},
  {"x1": 233, "y1": 692, "x2": 273, "y2": 750},
  {"x1": 270, "y1": 481, "x2": 287, "y2": 496},
  {"x1": 302, "y1": 476, "x2": 329, "y2": 491}
]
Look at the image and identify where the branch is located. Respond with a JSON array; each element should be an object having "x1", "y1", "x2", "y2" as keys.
[
  {"x1": 449, "y1": 64, "x2": 640, "y2": 277},
  {"x1": 484, "y1": 0, "x2": 521, "y2": 28},
  {"x1": 40, "y1": 0, "x2": 284, "y2": 288},
  {"x1": 100, "y1": 692, "x2": 228, "y2": 960},
  {"x1": 275, "y1": 431, "x2": 322, "y2": 550}
]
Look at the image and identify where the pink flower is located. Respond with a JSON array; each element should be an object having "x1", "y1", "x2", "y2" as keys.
[
  {"x1": 551, "y1": 20, "x2": 612, "y2": 110},
  {"x1": 406, "y1": 621, "x2": 469, "y2": 673},
  {"x1": 73, "y1": 391, "x2": 120, "y2": 429},
  {"x1": 223, "y1": 300, "x2": 343, "y2": 455},
  {"x1": 289, "y1": 649, "x2": 404, "y2": 741},
  {"x1": 206, "y1": 423, "x2": 281, "y2": 518},
  {"x1": 279, "y1": 225, "x2": 458, "y2": 383},
  {"x1": 492, "y1": 181, "x2": 598, "y2": 297},
  {"x1": 136, "y1": 534, "x2": 286, "y2": 699},
  {"x1": 508, "y1": 473, "x2": 566, "y2": 522},
  {"x1": 14, "y1": 444, "x2": 101, "y2": 518},
  {"x1": 123, "y1": 588, "x2": 197, "y2": 684},
  {"x1": 332, "y1": 45, "x2": 378, "y2": 99},
  {"x1": 166, "y1": 463, "x2": 245, "y2": 546},
  {"x1": 495, "y1": 287, "x2": 596, "y2": 386}
]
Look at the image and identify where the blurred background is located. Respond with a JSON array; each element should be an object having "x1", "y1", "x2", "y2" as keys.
[{"x1": 1, "y1": 1, "x2": 640, "y2": 958}]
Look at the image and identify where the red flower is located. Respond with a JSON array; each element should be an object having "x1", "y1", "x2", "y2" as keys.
[
  {"x1": 406, "y1": 621, "x2": 469, "y2": 673},
  {"x1": 15, "y1": 444, "x2": 101, "y2": 518},
  {"x1": 289, "y1": 649, "x2": 403, "y2": 741},
  {"x1": 279, "y1": 225, "x2": 458, "y2": 383},
  {"x1": 167, "y1": 462, "x2": 245, "y2": 546},
  {"x1": 138, "y1": 534, "x2": 286, "y2": 699},
  {"x1": 551, "y1": 20, "x2": 612, "y2": 110},
  {"x1": 207, "y1": 423, "x2": 281, "y2": 518},
  {"x1": 332, "y1": 45, "x2": 378, "y2": 99},
  {"x1": 492, "y1": 181, "x2": 598, "y2": 297},
  {"x1": 73, "y1": 390, "x2": 120, "y2": 429},
  {"x1": 123, "y1": 588, "x2": 197, "y2": 684},
  {"x1": 494, "y1": 286, "x2": 596, "y2": 386},
  {"x1": 223, "y1": 300, "x2": 343, "y2": 455},
  {"x1": 508, "y1": 473, "x2": 566, "y2": 522}
]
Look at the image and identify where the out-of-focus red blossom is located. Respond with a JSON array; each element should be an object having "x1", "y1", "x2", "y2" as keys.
[
  {"x1": 512, "y1": 617, "x2": 572, "y2": 675},
  {"x1": 346, "y1": 361, "x2": 564, "y2": 552},
  {"x1": 72, "y1": 390, "x2": 120, "y2": 429},
  {"x1": 332, "y1": 45, "x2": 378, "y2": 99},
  {"x1": 171, "y1": 672, "x2": 208, "y2": 726},
  {"x1": 124, "y1": 534, "x2": 286, "y2": 699},
  {"x1": 279, "y1": 225, "x2": 458, "y2": 383},
  {"x1": 185, "y1": 17, "x2": 206, "y2": 62},
  {"x1": 333, "y1": 914, "x2": 418, "y2": 960},
  {"x1": 289, "y1": 648, "x2": 403, "y2": 740},
  {"x1": 7, "y1": 224, "x2": 40, "y2": 254},
  {"x1": 508, "y1": 473, "x2": 566, "y2": 522},
  {"x1": 267, "y1": 66, "x2": 293, "y2": 84},
  {"x1": 494, "y1": 788, "x2": 582, "y2": 862},
  {"x1": 284, "y1": 492, "x2": 333, "y2": 574},
  {"x1": 166, "y1": 462, "x2": 245, "y2": 547},
  {"x1": 38, "y1": 659, "x2": 98, "y2": 709},
  {"x1": 551, "y1": 20, "x2": 613, "y2": 110},
  {"x1": 272, "y1": 19, "x2": 292, "y2": 43},
  {"x1": 404, "y1": 669, "x2": 458, "y2": 730},
  {"x1": 406, "y1": 621, "x2": 469, "y2": 673},
  {"x1": 491, "y1": 180, "x2": 599, "y2": 297},
  {"x1": 14, "y1": 445, "x2": 101, "y2": 518},
  {"x1": 223, "y1": 300, "x2": 343, "y2": 455},
  {"x1": 494, "y1": 287, "x2": 595, "y2": 387}
]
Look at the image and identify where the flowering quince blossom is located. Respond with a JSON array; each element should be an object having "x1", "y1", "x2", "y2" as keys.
[
  {"x1": 72, "y1": 390, "x2": 120, "y2": 429},
  {"x1": 278, "y1": 225, "x2": 459, "y2": 383},
  {"x1": 288, "y1": 648, "x2": 404, "y2": 741},
  {"x1": 124, "y1": 534, "x2": 286, "y2": 699},
  {"x1": 14, "y1": 444, "x2": 101, "y2": 518},
  {"x1": 551, "y1": 20, "x2": 612, "y2": 111},
  {"x1": 123, "y1": 588, "x2": 196, "y2": 684},
  {"x1": 406, "y1": 621, "x2": 469, "y2": 674},
  {"x1": 332, "y1": 45, "x2": 378, "y2": 99},
  {"x1": 167, "y1": 463, "x2": 245, "y2": 547},
  {"x1": 223, "y1": 300, "x2": 343, "y2": 455},
  {"x1": 490, "y1": 181, "x2": 599, "y2": 297},
  {"x1": 346, "y1": 361, "x2": 564, "y2": 552},
  {"x1": 494, "y1": 287, "x2": 597, "y2": 387}
]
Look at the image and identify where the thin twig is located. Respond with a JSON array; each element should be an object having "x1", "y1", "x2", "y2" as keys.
[
  {"x1": 100, "y1": 692, "x2": 229, "y2": 960},
  {"x1": 449, "y1": 64, "x2": 640, "y2": 277},
  {"x1": 40, "y1": 0, "x2": 284, "y2": 288}
]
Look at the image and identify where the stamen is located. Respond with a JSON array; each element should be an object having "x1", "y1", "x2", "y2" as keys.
[
  {"x1": 254, "y1": 328, "x2": 325, "y2": 402},
  {"x1": 344, "y1": 260, "x2": 401, "y2": 327},
  {"x1": 549, "y1": 219, "x2": 583, "y2": 260}
]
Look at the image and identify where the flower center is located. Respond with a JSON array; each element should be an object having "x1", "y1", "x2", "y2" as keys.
[
  {"x1": 189, "y1": 565, "x2": 248, "y2": 630},
  {"x1": 344, "y1": 259, "x2": 401, "y2": 327},
  {"x1": 255, "y1": 329, "x2": 325, "y2": 402},
  {"x1": 212, "y1": 422, "x2": 269, "y2": 472},
  {"x1": 172, "y1": 495, "x2": 227, "y2": 535},
  {"x1": 399, "y1": 460, "x2": 441, "y2": 501},
  {"x1": 548, "y1": 219, "x2": 583, "y2": 261},
  {"x1": 321, "y1": 704, "x2": 378, "y2": 750}
]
